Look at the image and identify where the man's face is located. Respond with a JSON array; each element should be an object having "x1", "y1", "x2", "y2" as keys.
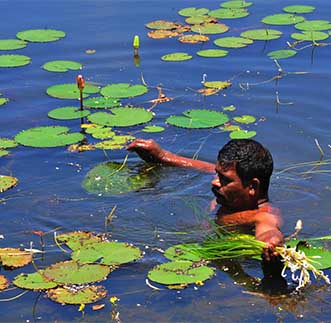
[{"x1": 211, "y1": 162, "x2": 253, "y2": 212}]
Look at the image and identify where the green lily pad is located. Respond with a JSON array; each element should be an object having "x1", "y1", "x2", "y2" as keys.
[
  {"x1": 0, "y1": 97, "x2": 9, "y2": 106},
  {"x1": 185, "y1": 16, "x2": 216, "y2": 25},
  {"x1": 214, "y1": 36, "x2": 253, "y2": 48},
  {"x1": 148, "y1": 261, "x2": 215, "y2": 285},
  {"x1": 294, "y1": 20, "x2": 331, "y2": 31},
  {"x1": 82, "y1": 161, "x2": 152, "y2": 195},
  {"x1": 72, "y1": 241, "x2": 142, "y2": 266},
  {"x1": 283, "y1": 5, "x2": 315, "y2": 14},
  {"x1": 16, "y1": 29, "x2": 65, "y2": 42},
  {"x1": 89, "y1": 128, "x2": 115, "y2": 140},
  {"x1": 203, "y1": 81, "x2": 231, "y2": 89},
  {"x1": 233, "y1": 115, "x2": 256, "y2": 124},
  {"x1": 13, "y1": 271, "x2": 58, "y2": 290},
  {"x1": 0, "y1": 150, "x2": 9, "y2": 157},
  {"x1": 241, "y1": 29, "x2": 282, "y2": 40},
  {"x1": 48, "y1": 106, "x2": 90, "y2": 120},
  {"x1": 229, "y1": 130, "x2": 256, "y2": 139},
  {"x1": 47, "y1": 285, "x2": 107, "y2": 305},
  {"x1": 100, "y1": 83, "x2": 148, "y2": 98},
  {"x1": 221, "y1": 1, "x2": 253, "y2": 8},
  {"x1": 223, "y1": 105, "x2": 236, "y2": 111},
  {"x1": 0, "y1": 275, "x2": 9, "y2": 290},
  {"x1": 296, "y1": 242, "x2": 331, "y2": 270},
  {"x1": 46, "y1": 83, "x2": 100, "y2": 99},
  {"x1": 42, "y1": 60, "x2": 82, "y2": 72},
  {"x1": 94, "y1": 135, "x2": 135, "y2": 150},
  {"x1": 141, "y1": 125, "x2": 165, "y2": 133},
  {"x1": 209, "y1": 8, "x2": 249, "y2": 19},
  {"x1": 197, "y1": 49, "x2": 229, "y2": 58},
  {"x1": 145, "y1": 20, "x2": 182, "y2": 30},
  {"x1": 83, "y1": 96, "x2": 121, "y2": 109},
  {"x1": 56, "y1": 231, "x2": 103, "y2": 251},
  {"x1": 164, "y1": 244, "x2": 203, "y2": 261},
  {"x1": 0, "y1": 54, "x2": 31, "y2": 67},
  {"x1": 44, "y1": 260, "x2": 111, "y2": 284},
  {"x1": 267, "y1": 49, "x2": 297, "y2": 59},
  {"x1": 166, "y1": 109, "x2": 229, "y2": 129},
  {"x1": 0, "y1": 248, "x2": 32, "y2": 268},
  {"x1": 15, "y1": 126, "x2": 85, "y2": 148},
  {"x1": 88, "y1": 107, "x2": 153, "y2": 127},
  {"x1": 262, "y1": 13, "x2": 304, "y2": 25},
  {"x1": 0, "y1": 175, "x2": 18, "y2": 192},
  {"x1": 0, "y1": 138, "x2": 18, "y2": 149},
  {"x1": 161, "y1": 52, "x2": 193, "y2": 62},
  {"x1": 291, "y1": 31, "x2": 329, "y2": 41},
  {"x1": 178, "y1": 7, "x2": 209, "y2": 17},
  {"x1": 0, "y1": 39, "x2": 27, "y2": 50},
  {"x1": 191, "y1": 23, "x2": 229, "y2": 34}
]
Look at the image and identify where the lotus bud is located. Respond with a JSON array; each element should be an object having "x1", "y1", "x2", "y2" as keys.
[
  {"x1": 133, "y1": 35, "x2": 140, "y2": 50},
  {"x1": 76, "y1": 74, "x2": 85, "y2": 91},
  {"x1": 295, "y1": 219, "x2": 303, "y2": 231}
]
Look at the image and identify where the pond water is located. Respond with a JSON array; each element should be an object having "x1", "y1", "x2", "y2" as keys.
[{"x1": 1, "y1": 0, "x2": 331, "y2": 321}]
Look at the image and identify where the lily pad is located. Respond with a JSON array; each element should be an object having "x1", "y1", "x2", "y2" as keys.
[
  {"x1": 0, "y1": 39, "x2": 27, "y2": 50},
  {"x1": 0, "y1": 175, "x2": 18, "y2": 192},
  {"x1": 46, "y1": 83, "x2": 100, "y2": 99},
  {"x1": 88, "y1": 107, "x2": 153, "y2": 127},
  {"x1": 262, "y1": 13, "x2": 304, "y2": 25},
  {"x1": 164, "y1": 244, "x2": 203, "y2": 261},
  {"x1": 294, "y1": 20, "x2": 331, "y2": 31},
  {"x1": 16, "y1": 29, "x2": 65, "y2": 42},
  {"x1": 56, "y1": 231, "x2": 103, "y2": 251},
  {"x1": 161, "y1": 52, "x2": 193, "y2": 61},
  {"x1": 185, "y1": 16, "x2": 216, "y2": 25},
  {"x1": 71, "y1": 241, "x2": 142, "y2": 266},
  {"x1": 178, "y1": 34, "x2": 209, "y2": 43},
  {"x1": 191, "y1": 23, "x2": 229, "y2": 34},
  {"x1": 0, "y1": 150, "x2": 9, "y2": 157},
  {"x1": 0, "y1": 275, "x2": 9, "y2": 290},
  {"x1": 203, "y1": 81, "x2": 231, "y2": 89},
  {"x1": 147, "y1": 30, "x2": 180, "y2": 39},
  {"x1": 148, "y1": 261, "x2": 215, "y2": 285},
  {"x1": 100, "y1": 83, "x2": 148, "y2": 98},
  {"x1": 214, "y1": 36, "x2": 253, "y2": 48},
  {"x1": 233, "y1": 115, "x2": 256, "y2": 124},
  {"x1": 178, "y1": 7, "x2": 209, "y2": 17},
  {"x1": 89, "y1": 128, "x2": 115, "y2": 140},
  {"x1": 48, "y1": 106, "x2": 90, "y2": 120},
  {"x1": 197, "y1": 49, "x2": 229, "y2": 58},
  {"x1": 141, "y1": 125, "x2": 165, "y2": 133},
  {"x1": 82, "y1": 161, "x2": 152, "y2": 195},
  {"x1": 223, "y1": 105, "x2": 236, "y2": 111},
  {"x1": 296, "y1": 242, "x2": 331, "y2": 270},
  {"x1": 283, "y1": 5, "x2": 315, "y2": 14},
  {"x1": 15, "y1": 126, "x2": 85, "y2": 148},
  {"x1": 0, "y1": 138, "x2": 18, "y2": 149},
  {"x1": 241, "y1": 29, "x2": 282, "y2": 40},
  {"x1": 0, "y1": 248, "x2": 32, "y2": 268},
  {"x1": 13, "y1": 271, "x2": 58, "y2": 290},
  {"x1": 221, "y1": 1, "x2": 253, "y2": 9},
  {"x1": 220, "y1": 124, "x2": 241, "y2": 132},
  {"x1": 0, "y1": 54, "x2": 31, "y2": 67},
  {"x1": 47, "y1": 285, "x2": 107, "y2": 305},
  {"x1": 166, "y1": 110, "x2": 229, "y2": 129},
  {"x1": 291, "y1": 31, "x2": 329, "y2": 42},
  {"x1": 42, "y1": 60, "x2": 82, "y2": 72},
  {"x1": 83, "y1": 96, "x2": 121, "y2": 109},
  {"x1": 43, "y1": 260, "x2": 111, "y2": 284},
  {"x1": 267, "y1": 49, "x2": 297, "y2": 59},
  {"x1": 209, "y1": 8, "x2": 249, "y2": 19},
  {"x1": 145, "y1": 20, "x2": 182, "y2": 30},
  {"x1": 94, "y1": 135, "x2": 135, "y2": 150},
  {"x1": 229, "y1": 130, "x2": 256, "y2": 139},
  {"x1": 0, "y1": 97, "x2": 9, "y2": 106}
]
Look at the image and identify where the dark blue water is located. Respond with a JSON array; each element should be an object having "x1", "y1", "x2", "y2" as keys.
[{"x1": 1, "y1": 0, "x2": 331, "y2": 321}]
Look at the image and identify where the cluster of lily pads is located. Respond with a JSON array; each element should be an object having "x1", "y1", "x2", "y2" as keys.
[{"x1": 145, "y1": 2, "x2": 331, "y2": 61}]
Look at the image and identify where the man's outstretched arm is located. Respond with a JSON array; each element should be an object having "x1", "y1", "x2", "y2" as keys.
[{"x1": 127, "y1": 139, "x2": 215, "y2": 173}]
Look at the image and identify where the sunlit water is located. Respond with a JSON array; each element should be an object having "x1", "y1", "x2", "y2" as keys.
[{"x1": 1, "y1": 0, "x2": 331, "y2": 321}]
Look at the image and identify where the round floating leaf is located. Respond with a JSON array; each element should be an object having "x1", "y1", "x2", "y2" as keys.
[
  {"x1": 223, "y1": 105, "x2": 236, "y2": 111},
  {"x1": 0, "y1": 39, "x2": 27, "y2": 50},
  {"x1": 44, "y1": 260, "x2": 111, "y2": 284},
  {"x1": 0, "y1": 97, "x2": 9, "y2": 106},
  {"x1": 241, "y1": 29, "x2": 282, "y2": 40},
  {"x1": 178, "y1": 7, "x2": 209, "y2": 17},
  {"x1": 294, "y1": 20, "x2": 331, "y2": 31},
  {"x1": 88, "y1": 107, "x2": 153, "y2": 127},
  {"x1": 0, "y1": 138, "x2": 18, "y2": 149},
  {"x1": 166, "y1": 110, "x2": 229, "y2": 129},
  {"x1": 56, "y1": 231, "x2": 103, "y2": 251},
  {"x1": 147, "y1": 30, "x2": 179, "y2": 39},
  {"x1": 267, "y1": 49, "x2": 297, "y2": 59},
  {"x1": 16, "y1": 29, "x2": 65, "y2": 42},
  {"x1": 82, "y1": 161, "x2": 152, "y2": 195},
  {"x1": 13, "y1": 271, "x2": 58, "y2": 290},
  {"x1": 178, "y1": 34, "x2": 209, "y2": 43},
  {"x1": 90, "y1": 128, "x2": 115, "y2": 140},
  {"x1": 46, "y1": 83, "x2": 100, "y2": 99},
  {"x1": 221, "y1": 1, "x2": 253, "y2": 9},
  {"x1": 262, "y1": 14, "x2": 304, "y2": 25},
  {"x1": 15, "y1": 126, "x2": 85, "y2": 148},
  {"x1": 296, "y1": 243, "x2": 331, "y2": 270},
  {"x1": 186, "y1": 16, "x2": 216, "y2": 25},
  {"x1": 0, "y1": 150, "x2": 9, "y2": 157},
  {"x1": 0, "y1": 248, "x2": 32, "y2": 268},
  {"x1": 214, "y1": 36, "x2": 253, "y2": 48},
  {"x1": 84, "y1": 96, "x2": 121, "y2": 109},
  {"x1": 161, "y1": 52, "x2": 193, "y2": 61},
  {"x1": 47, "y1": 285, "x2": 107, "y2": 305},
  {"x1": 197, "y1": 49, "x2": 229, "y2": 58},
  {"x1": 291, "y1": 31, "x2": 329, "y2": 41},
  {"x1": 191, "y1": 23, "x2": 229, "y2": 34},
  {"x1": 145, "y1": 20, "x2": 182, "y2": 30},
  {"x1": 94, "y1": 135, "x2": 135, "y2": 150},
  {"x1": 0, "y1": 54, "x2": 31, "y2": 67},
  {"x1": 209, "y1": 8, "x2": 249, "y2": 19},
  {"x1": 142, "y1": 125, "x2": 165, "y2": 133},
  {"x1": 0, "y1": 175, "x2": 18, "y2": 192},
  {"x1": 203, "y1": 81, "x2": 231, "y2": 89},
  {"x1": 229, "y1": 130, "x2": 256, "y2": 139},
  {"x1": 42, "y1": 60, "x2": 82, "y2": 72},
  {"x1": 283, "y1": 5, "x2": 315, "y2": 14},
  {"x1": 164, "y1": 244, "x2": 203, "y2": 261},
  {"x1": 220, "y1": 124, "x2": 241, "y2": 131},
  {"x1": 148, "y1": 261, "x2": 215, "y2": 285},
  {"x1": 72, "y1": 241, "x2": 142, "y2": 266},
  {"x1": 48, "y1": 107, "x2": 90, "y2": 120},
  {"x1": 0, "y1": 275, "x2": 9, "y2": 290},
  {"x1": 100, "y1": 83, "x2": 148, "y2": 98},
  {"x1": 233, "y1": 115, "x2": 256, "y2": 124}
]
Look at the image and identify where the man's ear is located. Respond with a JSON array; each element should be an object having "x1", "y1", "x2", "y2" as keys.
[{"x1": 248, "y1": 178, "x2": 260, "y2": 196}]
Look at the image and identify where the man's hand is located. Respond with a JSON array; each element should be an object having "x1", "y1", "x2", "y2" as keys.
[{"x1": 126, "y1": 139, "x2": 166, "y2": 163}]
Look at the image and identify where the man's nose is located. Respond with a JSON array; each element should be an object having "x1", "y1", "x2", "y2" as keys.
[{"x1": 211, "y1": 176, "x2": 221, "y2": 188}]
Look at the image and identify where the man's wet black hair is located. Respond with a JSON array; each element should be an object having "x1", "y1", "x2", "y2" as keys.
[{"x1": 217, "y1": 139, "x2": 273, "y2": 196}]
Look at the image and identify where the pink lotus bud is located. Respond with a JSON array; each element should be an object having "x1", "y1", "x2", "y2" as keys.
[{"x1": 76, "y1": 74, "x2": 85, "y2": 91}]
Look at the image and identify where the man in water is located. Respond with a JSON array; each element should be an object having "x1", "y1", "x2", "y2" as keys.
[{"x1": 127, "y1": 138, "x2": 284, "y2": 275}]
